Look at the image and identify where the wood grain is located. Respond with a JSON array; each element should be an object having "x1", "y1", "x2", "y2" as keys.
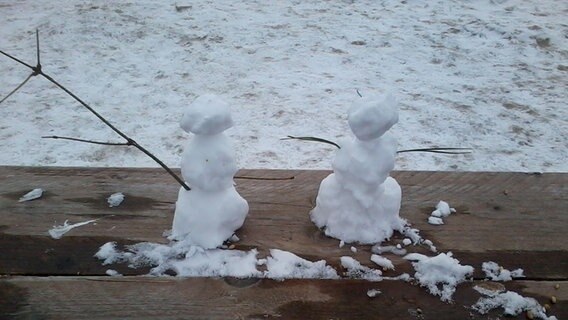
[
  {"x1": 1, "y1": 167, "x2": 566, "y2": 279},
  {"x1": 1, "y1": 276, "x2": 565, "y2": 320}
]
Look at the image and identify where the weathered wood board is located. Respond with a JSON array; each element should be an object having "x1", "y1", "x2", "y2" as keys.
[{"x1": 0, "y1": 166, "x2": 566, "y2": 319}]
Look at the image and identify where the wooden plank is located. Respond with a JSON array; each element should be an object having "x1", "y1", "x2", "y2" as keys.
[
  {"x1": 0, "y1": 166, "x2": 567, "y2": 278},
  {"x1": 1, "y1": 277, "x2": 565, "y2": 320}
]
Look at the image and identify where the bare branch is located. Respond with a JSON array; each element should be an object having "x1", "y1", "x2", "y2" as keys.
[
  {"x1": 356, "y1": 89, "x2": 363, "y2": 97},
  {"x1": 0, "y1": 73, "x2": 34, "y2": 104},
  {"x1": 42, "y1": 135, "x2": 130, "y2": 146},
  {"x1": 1, "y1": 31, "x2": 190, "y2": 190}
]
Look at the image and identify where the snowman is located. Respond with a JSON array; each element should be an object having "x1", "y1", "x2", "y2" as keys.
[
  {"x1": 171, "y1": 94, "x2": 249, "y2": 249},
  {"x1": 310, "y1": 93, "x2": 405, "y2": 244}
]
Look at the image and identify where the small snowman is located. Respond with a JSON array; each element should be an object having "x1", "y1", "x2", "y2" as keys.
[
  {"x1": 310, "y1": 93, "x2": 405, "y2": 244},
  {"x1": 171, "y1": 94, "x2": 249, "y2": 249}
]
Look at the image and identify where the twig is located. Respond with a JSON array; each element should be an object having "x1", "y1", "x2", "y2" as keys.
[
  {"x1": 356, "y1": 89, "x2": 363, "y2": 97},
  {"x1": 42, "y1": 136, "x2": 130, "y2": 146},
  {"x1": 282, "y1": 135, "x2": 341, "y2": 149},
  {"x1": 0, "y1": 72, "x2": 33, "y2": 104},
  {"x1": 235, "y1": 175, "x2": 295, "y2": 181},
  {"x1": 284, "y1": 135, "x2": 472, "y2": 154},
  {"x1": 0, "y1": 30, "x2": 190, "y2": 190}
]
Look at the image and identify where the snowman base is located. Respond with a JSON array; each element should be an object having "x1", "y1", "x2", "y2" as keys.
[
  {"x1": 310, "y1": 175, "x2": 405, "y2": 244},
  {"x1": 171, "y1": 186, "x2": 248, "y2": 249}
]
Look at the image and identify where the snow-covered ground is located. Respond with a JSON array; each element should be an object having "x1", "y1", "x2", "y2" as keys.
[{"x1": 1, "y1": 0, "x2": 566, "y2": 172}]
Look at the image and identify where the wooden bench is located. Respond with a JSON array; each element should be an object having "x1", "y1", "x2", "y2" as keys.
[{"x1": 1, "y1": 166, "x2": 566, "y2": 319}]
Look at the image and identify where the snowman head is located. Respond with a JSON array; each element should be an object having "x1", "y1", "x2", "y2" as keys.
[
  {"x1": 181, "y1": 94, "x2": 234, "y2": 135},
  {"x1": 347, "y1": 93, "x2": 398, "y2": 141}
]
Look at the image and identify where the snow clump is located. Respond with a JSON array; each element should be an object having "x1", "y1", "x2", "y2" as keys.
[
  {"x1": 404, "y1": 252, "x2": 474, "y2": 302},
  {"x1": 473, "y1": 286, "x2": 557, "y2": 320},
  {"x1": 482, "y1": 261, "x2": 525, "y2": 281},
  {"x1": 107, "y1": 192, "x2": 125, "y2": 207},
  {"x1": 264, "y1": 249, "x2": 339, "y2": 280},
  {"x1": 18, "y1": 188, "x2": 43, "y2": 202},
  {"x1": 428, "y1": 200, "x2": 456, "y2": 225}
]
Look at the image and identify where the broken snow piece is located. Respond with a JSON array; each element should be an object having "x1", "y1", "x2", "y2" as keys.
[
  {"x1": 367, "y1": 289, "x2": 382, "y2": 298},
  {"x1": 428, "y1": 216, "x2": 444, "y2": 225},
  {"x1": 404, "y1": 252, "x2": 474, "y2": 302},
  {"x1": 402, "y1": 238, "x2": 412, "y2": 246},
  {"x1": 48, "y1": 219, "x2": 98, "y2": 239},
  {"x1": 482, "y1": 261, "x2": 525, "y2": 281},
  {"x1": 341, "y1": 256, "x2": 382, "y2": 281},
  {"x1": 372, "y1": 244, "x2": 407, "y2": 256},
  {"x1": 350, "y1": 246, "x2": 358, "y2": 253},
  {"x1": 105, "y1": 269, "x2": 122, "y2": 276},
  {"x1": 229, "y1": 234, "x2": 240, "y2": 242},
  {"x1": 472, "y1": 286, "x2": 557, "y2": 320},
  {"x1": 265, "y1": 249, "x2": 339, "y2": 280},
  {"x1": 339, "y1": 240, "x2": 345, "y2": 248},
  {"x1": 431, "y1": 200, "x2": 456, "y2": 218},
  {"x1": 371, "y1": 254, "x2": 395, "y2": 270},
  {"x1": 107, "y1": 192, "x2": 125, "y2": 207},
  {"x1": 18, "y1": 188, "x2": 43, "y2": 202}
]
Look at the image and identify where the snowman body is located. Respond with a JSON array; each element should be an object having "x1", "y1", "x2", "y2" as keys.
[
  {"x1": 310, "y1": 94, "x2": 405, "y2": 244},
  {"x1": 172, "y1": 95, "x2": 248, "y2": 249}
]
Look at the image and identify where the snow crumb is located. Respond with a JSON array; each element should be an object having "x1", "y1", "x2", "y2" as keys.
[
  {"x1": 95, "y1": 242, "x2": 127, "y2": 265},
  {"x1": 107, "y1": 192, "x2": 125, "y2": 207},
  {"x1": 371, "y1": 254, "x2": 395, "y2": 270},
  {"x1": 372, "y1": 244, "x2": 407, "y2": 256},
  {"x1": 341, "y1": 256, "x2": 382, "y2": 281},
  {"x1": 105, "y1": 269, "x2": 122, "y2": 277},
  {"x1": 482, "y1": 261, "x2": 525, "y2": 282},
  {"x1": 229, "y1": 234, "x2": 240, "y2": 243},
  {"x1": 367, "y1": 289, "x2": 382, "y2": 298},
  {"x1": 350, "y1": 246, "x2": 357, "y2": 253},
  {"x1": 265, "y1": 249, "x2": 339, "y2": 280},
  {"x1": 402, "y1": 238, "x2": 412, "y2": 246},
  {"x1": 48, "y1": 219, "x2": 97, "y2": 239},
  {"x1": 18, "y1": 188, "x2": 43, "y2": 202},
  {"x1": 473, "y1": 286, "x2": 557, "y2": 320},
  {"x1": 431, "y1": 201, "x2": 455, "y2": 218},
  {"x1": 428, "y1": 216, "x2": 444, "y2": 225},
  {"x1": 383, "y1": 273, "x2": 412, "y2": 282},
  {"x1": 339, "y1": 240, "x2": 345, "y2": 248},
  {"x1": 404, "y1": 252, "x2": 474, "y2": 302}
]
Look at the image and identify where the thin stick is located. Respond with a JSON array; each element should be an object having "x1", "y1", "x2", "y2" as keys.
[
  {"x1": 0, "y1": 73, "x2": 34, "y2": 104},
  {"x1": 42, "y1": 136, "x2": 130, "y2": 146},
  {"x1": 284, "y1": 135, "x2": 473, "y2": 154},
  {"x1": 356, "y1": 89, "x2": 363, "y2": 97},
  {"x1": 0, "y1": 31, "x2": 190, "y2": 190},
  {"x1": 235, "y1": 175, "x2": 295, "y2": 181},
  {"x1": 282, "y1": 135, "x2": 341, "y2": 149}
]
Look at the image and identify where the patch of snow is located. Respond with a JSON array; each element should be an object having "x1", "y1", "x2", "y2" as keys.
[
  {"x1": 105, "y1": 269, "x2": 122, "y2": 276},
  {"x1": 350, "y1": 246, "x2": 357, "y2": 253},
  {"x1": 0, "y1": 1, "x2": 566, "y2": 173},
  {"x1": 428, "y1": 216, "x2": 444, "y2": 225},
  {"x1": 370, "y1": 254, "x2": 394, "y2": 270},
  {"x1": 339, "y1": 240, "x2": 345, "y2": 248},
  {"x1": 482, "y1": 261, "x2": 525, "y2": 282},
  {"x1": 431, "y1": 201, "x2": 455, "y2": 218},
  {"x1": 372, "y1": 244, "x2": 407, "y2": 256},
  {"x1": 229, "y1": 234, "x2": 240, "y2": 242},
  {"x1": 473, "y1": 286, "x2": 557, "y2": 320},
  {"x1": 18, "y1": 188, "x2": 43, "y2": 202},
  {"x1": 367, "y1": 289, "x2": 382, "y2": 298},
  {"x1": 264, "y1": 249, "x2": 339, "y2": 280},
  {"x1": 404, "y1": 252, "x2": 474, "y2": 302},
  {"x1": 95, "y1": 239, "x2": 261, "y2": 278},
  {"x1": 402, "y1": 238, "x2": 412, "y2": 246},
  {"x1": 340, "y1": 256, "x2": 382, "y2": 281},
  {"x1": 383, "y1": 273, "x2": 412, "y2": 282},
  {"x1": 107, "y1": 192, "x2": 124, "y2": 207},
  {"x1": 48, "y1": 219, "x2": 97, "y2": 239}
]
